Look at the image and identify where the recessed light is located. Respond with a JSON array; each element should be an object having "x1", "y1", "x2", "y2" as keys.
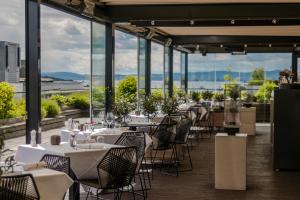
[
  {"x1": 272, "y1": 19, "x2": 277, "y2": 24},
  {"x1": 244, "y1": 44, "x2": 248, "y2": 48},
  {"x1": 190, "y1": 20, "x2": 195, "y2": 25},
  {"x1": 269, "y1": 44, "x2": 272, "y2": 47},
  {"x1": 294, "y1": 44, "x2": 297, "y2": 48},
  {"x1": 220, "y1": 44, "x2": 223, "y2": 48},
  {"x1": 230, "y1": 20, "x2": 235, "y2": 25},
  {"x1": 151, "y1": 20, "x2": 155, "y2": 25}
]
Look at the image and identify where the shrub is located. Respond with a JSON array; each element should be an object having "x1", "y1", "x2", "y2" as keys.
[
  {"x1": 41, "y1": 106, "x2": 47, "y2": 119},
  {"x1": 42, "y1": 99, "x2": 61, "y2": 118},
  {"x1": 116, "y1": 76, "x2": 137, "y2": 103},
  {"x1": 190, "y1": 91, "x2": 201, "y2": 102},
  {"x1": 151, "y1": 89, "x2": 164, "y2": 105},
  {"x1": 92, "y1": 86, "x2": 105, "y2": 109},
  {"x1": 162, "y1": 96, "x2": 179, "y2": 116},
  {"x1": 255, "y1": 81, "x2": 277, "y2": 103},
  {"x1": 112, "y1": 97, "x2": 135, "y2": 119},
  {"x1": 213, "y1": 92, "x2": 225, "y2": 102},
  {"x1": 0, "y1": 82, "x2": 15, "y2": 119},
  {"x1": 201, "y1": 90, "x2": 214, "y2": 100},
  {"x1": 9, "y1": 99, "x2": 26, "y2": 120},
  {"x1": 50, "y1": 95, "x2": 66, "y2": 107},
  {"x1": 66, "y1": 93, "x2": 90, "y2": 110}
]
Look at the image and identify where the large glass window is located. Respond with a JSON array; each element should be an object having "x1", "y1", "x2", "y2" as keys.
[
  {"x1": 173, "y1": 50, "x2": 181, "y2": 89},
  {"x1": 91, "y1": 22, "x2": 106, "y2": 119},
  {"x1": 41, "y1": 5, "x2": 91, "y2": 124},
  {"x1": 114, "y1": 30, "x2": 138, "y2": 102},
  {"x1": 151, "y1": 42, "x2": 164, "y2": 92},
  {"x1": 0, "y1": 1, "x2": 26, "y2": 134}
]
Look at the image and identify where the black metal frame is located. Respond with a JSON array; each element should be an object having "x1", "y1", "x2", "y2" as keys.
[
  {"x1": 184, "y1": 53, "x2": 188, "y2": 93},
  {"x1": 145, "y1": 39, "x2": 151, "y2": 96},
  {"x1": 292, "y1": 52, "x2": 300, "y2": 82},
  {"x1": 25, "y1": 0, "x2": 41, "y2": 144},
  {"x1": 105, "y1": 23, "x2": 114, "y2": 113}
]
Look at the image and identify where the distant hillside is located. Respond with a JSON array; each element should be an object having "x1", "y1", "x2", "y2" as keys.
[
  {"x1": 41, "y1": 72, "x2": 86, "y2": 81},
  {"x1": 42, "y1": 70, "x2": 280, "y2": 82}
]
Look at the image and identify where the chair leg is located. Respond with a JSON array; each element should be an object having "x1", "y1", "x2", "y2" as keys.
[
  {"x1": 138, "y1": 174, "x2": 147, "y2": 199},
  {"x1": 131, "y1": 184, "x2": 136, "y2": 200},
  {"x1": 85, "y1": 187, "x2": 91, "y2": 200},
  {"x1": 186, "y1": 143, "x2": 193, "y2": 170}
]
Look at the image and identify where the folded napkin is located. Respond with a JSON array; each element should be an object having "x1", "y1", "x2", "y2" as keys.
[
  {"x1": 76, "y1": 143, "x2": 105, "y2": 149},
  {"x1": 22, "y1": 161, "x2": 47, "y2": 171}
]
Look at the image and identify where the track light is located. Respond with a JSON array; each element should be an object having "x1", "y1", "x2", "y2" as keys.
[
  {"x1": 230, "y1": 20, "x2": 235, "y2": 25},
  {"x1": 190, "y1": 20, "x2": 195, "y2": 25},
  {"x1": 294, "y1": 44, "x2": 297, "y2": 48},
  {"x1": 151, "y1": 20, "x2": 155, "y2": 26},
  {"x1": 269, "y1": 44, "x2": 272, "y2": 47},
  {"x1": 165, "y1": 38, "x2": 172, "y2": 47},
  {"x1": 220, "y1": 44, "x2": 223, "y2": 48},
  {"x1": 272, "y1": 19, "x2": 277, "y2": 24},
  {"x1": 244, "y1": 44, "x2": 248, "y2": 48}
]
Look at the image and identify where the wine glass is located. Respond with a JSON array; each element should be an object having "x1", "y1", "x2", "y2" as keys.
[
  {"x1": 106, "y1": 112, "x2": 114, "y2": 128},
  {"x1": 98, "y1": 111, "x2": 106, "y2": 127}
]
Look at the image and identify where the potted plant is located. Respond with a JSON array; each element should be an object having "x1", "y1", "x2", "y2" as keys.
[
  {"x1": 242, "y1": 93, "x2": 254, "y2": 108},
  {"x1": 141, "y1": 94, "x2": 158, "y2": 122},
  {"x1": 190, "y1": 91, "x2": 201, "y2": 103},
  {"x1": 201, "y1": 90, "x2": 214, "y2": 101},
  {"x1": 162, "y1": 96, "x2": 179, "y2": 123},
  {"x1": 112, "y1": 97, "x2": 135, "y2": 125}
]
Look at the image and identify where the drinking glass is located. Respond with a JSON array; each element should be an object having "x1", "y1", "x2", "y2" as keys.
[
  {"x1": 96, "y1": 136, "x2": 105, "y2": 143},
  {"x1": 106, "y1": 112, "x2": 114, "y2": 128}
]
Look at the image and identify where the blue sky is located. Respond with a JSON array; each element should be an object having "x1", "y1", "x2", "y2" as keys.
[{"x1": 0, "y1": 0, "x2": 292, "y2": 75}]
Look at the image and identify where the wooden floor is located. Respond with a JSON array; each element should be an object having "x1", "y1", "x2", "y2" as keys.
[
  {"x1": 119, "y1": 124, "x2": 300, "y2": 200},
  {"x1": 5, "y1": 124, "x2": 300, "y2": 200}
]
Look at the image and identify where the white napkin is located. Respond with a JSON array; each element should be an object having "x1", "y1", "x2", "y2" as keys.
[{"x1": 22, "y1": 161, "x2": 47, "y2": 171}]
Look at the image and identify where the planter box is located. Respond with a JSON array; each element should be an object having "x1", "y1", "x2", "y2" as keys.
[
  {"x1": 1, "y1": 109, "x2": 89, "y2": 140},
  {"x1": 253, "y1": 103, "x2": 270, "y2": 122},
  {"x1": 0, "y1": 118, "x2": 23, "y2": 126}
]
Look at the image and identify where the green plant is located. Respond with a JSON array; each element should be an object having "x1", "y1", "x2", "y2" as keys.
[
  {"x1": 112, "y1": 97, "x2": 135, "y2": 121},
  {"x1": 92, "y1": 86, "x2": 106, "y2": 109},
  {"x1": 0, "y1": 134, "x2": 4, "y2": 179},
  {"x1": 66, "y1": 93, "x2": 90, "y2": 110},
  {"x1": 255, "y1": 81, "x2": 277, "y2": 103},
  {"x1": 225, "y1": 84, "x2": 240, "y2": 100},
  {"x1": 141, "y1": 94, "x2": 158, "y2": 118},
  {"x1": 0, "y1": 82, "x2": 15, "y2": 119},
  {"x1": 175, "y1": 88, "x2": 188, "y2": 103},
  {"x1": 50, "y1": 95, "x2": 66, "y2": 107},
  {"x1": 190, "y1": 91, "x2": 201, "y2": 102},
  {"x1": 41, "y1": 106, "x2": 47, "y2": 119},
  {"x1": 162, "y1": 96, "x2": 179, "y2": 116},
  {"x1": 42, "y1": 99, "x2": 61, "y2": 118},
  {"x1": 151, "y1": 89, "x2": 164, "y2": 105},
  {"x1": 116, "y1": 76, "x2": 137, "y2": 103},
  {"x1": 9, "y1": 99, "x2": 26, "y2": 120},
  {"x1": 213, "y1": 92, "x2": 225, "y2": 102},
  {"x1": 201, "y1": 90, "x2": 214, "y2": 100}
]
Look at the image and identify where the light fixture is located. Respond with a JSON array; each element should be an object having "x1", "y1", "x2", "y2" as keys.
[
  {"x1": 190, "y1": 20, "x2": 195, "y2": 25},
  {"x1": 165, "y1": 38, "x2": 172, "y2": 47},
  {"x1": 294, "y1": 44, "x2": 297, "y2": 48},
  {"x1": 194, "y1": 45, "x2": 201, "y2": 54},
  {"x1": 220, "y1": 44, "x2": 223, "y2": 48},
  {"x1": 269, "y1": 44, "x2": 272, "y2": 47},
  {"x1": 244, "y1": 44, "x2": 248, "y2": 48},
  {"x1": 272, "y1": 19, "x2": 277, "y2": 24},
  {"x1": 151, "y1": 20, "x2": 155, "y2": 26},
  {"x1": 230, "y1": 20, "x2": 235, "y2": 25}
]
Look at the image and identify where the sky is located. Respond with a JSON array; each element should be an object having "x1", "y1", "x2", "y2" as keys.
[{"x1": 0, "y1": 0, "x2": 292, "y2": 75}]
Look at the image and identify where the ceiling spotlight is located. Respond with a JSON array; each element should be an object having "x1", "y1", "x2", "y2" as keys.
[
  {"x1": 230, "y1": 20, "x2": 235, "y2": 25},
  {"x1": 244, "y1": 44, "x2": 248, "y2": 48},
  {"x1": 220, "y1": 44, "x2": 224, "y2": 48},
  {"x1": 294, "y1": 44, "x2": 297, "y2": 48},
  {"x1": 269, "y1": 44, "x2": 272, "y2": 47},
  {"x1": 272, "y1": 19, "x2": 277, "y2": 24},
  {"x1": 151, "y1": 20, "x2": 155, "y2": 26},
  {"x1": 190, "y1": 20, "x2": 195, "y2": 25}
]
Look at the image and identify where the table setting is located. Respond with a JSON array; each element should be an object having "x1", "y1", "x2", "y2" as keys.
[{"x1": 1, "y1": 159, "x2": 73, "y2": 200}]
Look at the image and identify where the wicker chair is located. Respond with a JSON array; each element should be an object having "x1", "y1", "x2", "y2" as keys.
[
  {"x1": 174, "y1": 118, "x2": 193, "y2": 171},
  {"x1": 40, "y1": 154, "x2": 70, "y2": 175},
  {"x1": 0, "y1": 174, "x2": 40, "y2": 200},
  {"x1": 79, "y1": 147, "x2": 137, "y2": 200},
  {"x1": 114, "y1": 131, "x2": 148, "y2": 198}
]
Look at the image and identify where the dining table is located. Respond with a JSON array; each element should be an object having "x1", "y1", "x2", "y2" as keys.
[
  {"x1": 2, "y1": 167, "x2": 73, "y2": 200},
  {"x1": 14, "y1": 142, "x2": 121, "y2": 200}
]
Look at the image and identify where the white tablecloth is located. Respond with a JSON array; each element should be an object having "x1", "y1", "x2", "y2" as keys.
[
  {"x1": 4, "y1": 168, "x2": 73, "y2": 200},
  {"x1": 14, "y1": 143, "x2": 119, "y2": 179},
  {"x1": 129, "y1": 114, "x2": 165, "y2": 123},
  {"x1": 93, "y1": 129, "x2": 152, "y2": 150}
]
